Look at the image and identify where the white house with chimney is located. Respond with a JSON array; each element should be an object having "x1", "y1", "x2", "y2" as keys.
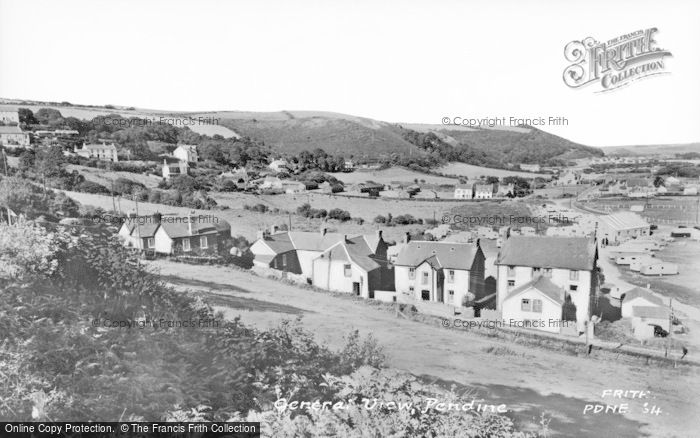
[
  {"x1": 393, "y1": 239, "x2": 485, "y2": 306},
  {"x1": 496, "y1": 235, "x2": 598, "y2": 333},
  {"x1": 173, "y1": 144, "x2": 198, "y2": 163}
]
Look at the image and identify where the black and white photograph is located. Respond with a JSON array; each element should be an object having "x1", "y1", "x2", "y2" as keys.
[{"x1": 1, "y1": 0, "x2": 699, "y2": 437}]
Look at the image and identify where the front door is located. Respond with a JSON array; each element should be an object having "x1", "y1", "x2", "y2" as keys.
[
  {"x1": 353, "y1": 282, "x2": 361, "y2": 296},
  {"x1": 421, "y1": 290, "x2": 430, "y2": 301}
]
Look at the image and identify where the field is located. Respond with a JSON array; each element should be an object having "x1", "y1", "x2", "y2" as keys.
[
  {"x1": 66, "y1": 164, "x2": 162, "y2": 189},
  {"x1": 60, "y1": 190, "x2": 434, "y2": 243},
  {"x1": 333, "y1": 167, "x2": 458, "y2": 185},
  {"x1": 211, "y1": 190, "x2": 466, "y2": 223},
  {"x1": 0, "y1": 103, "x2": 240, "y2": 138},
  {"x1": 438, "y1": 162, "x2": 550, "y2": 179}
]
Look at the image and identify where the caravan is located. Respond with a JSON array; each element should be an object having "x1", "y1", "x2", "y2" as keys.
[{"x1": 640, "y1": 262, "x2": 679, "y2": 276}]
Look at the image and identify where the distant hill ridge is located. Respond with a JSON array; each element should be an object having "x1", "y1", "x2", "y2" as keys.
[{"x1": 1, "y1": 99, "x2": 604, "y2": 166}]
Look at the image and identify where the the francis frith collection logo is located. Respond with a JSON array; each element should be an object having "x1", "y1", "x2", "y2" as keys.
[{"x1": 563, "y1": 28, "x2": 672, "y2": 92}]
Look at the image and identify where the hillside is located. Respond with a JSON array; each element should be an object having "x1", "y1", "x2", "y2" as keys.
[
  {"x1": 428, "y1": 125, "x2": 604, "y2": 166},
  {"x1": 602, "y1": 143, "x2": 700, "y2": 156},
  {"x1": 213, "y1": 111, "x2": 425, "y2": 159},
  {"x1": 1, "y1": 99, "x2": 604, "y2": 167}
]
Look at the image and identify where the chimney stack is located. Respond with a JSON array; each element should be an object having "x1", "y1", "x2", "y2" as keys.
[
  {"x1": 321, "y1": 227, "x2": 328, "y2": 236},
  {"x1": 188, "y1": 211, "x2": 195, "y2": 235},
  {"x1": 270, "y1": 224, "x2": 279, "y2": 234},
  {"x1": 403, "y1": 232, "x2": 411, "y2": 244},
  {"x1": 376, "y1": 229, "x2": 383, "y2": 240},
  {"x1": 152, "y1": 212, "x2": 162, "y2": 224}
]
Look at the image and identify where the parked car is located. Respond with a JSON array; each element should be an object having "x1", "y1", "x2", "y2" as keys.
[{"x1": 651, "y1": 324, "x2": 669, "y2": 338}]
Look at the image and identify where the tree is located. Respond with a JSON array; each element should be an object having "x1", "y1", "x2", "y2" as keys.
[
  {"x1": 170, "y1": 175, "x2": 198, "y2": 193},
  {"x1": 18, "y1": 108, "x2": 38, "y2": 125}
]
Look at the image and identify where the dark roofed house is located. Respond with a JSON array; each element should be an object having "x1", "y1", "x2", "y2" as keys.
[
  {"x1": 74, "y1": 142, "x2": 119, "y2": 162},
  {"x1": 152, "y1": 212, "x2": 230, "y2": 255},
  {"x1": 393, "y1": 240, "x2": 485, "y2": 307},
  {"x1": 311, "y1": 232, "x2": 393, "y2": 298},
  {"x1": 250, "y1": 227, "x2": 389, "y2": 286},
  {"x1": 496, "y1": 235, "x2": 598, "y2": 334}
]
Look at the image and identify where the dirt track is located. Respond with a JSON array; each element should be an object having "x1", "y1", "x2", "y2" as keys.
[{"x1": 150, "y1": 260, "x2": 700, "y2": 438}]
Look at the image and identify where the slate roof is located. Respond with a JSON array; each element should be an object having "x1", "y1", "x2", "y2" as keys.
[
  {"x1": 394, "y1": 241, "x2": 480, "y2": 270},
  {"x1": 125, "y1": 222, "x2": 159, "y2": 238},
  {"x1": 259, "y1": 232, "x2": 296, "y2": 253},
  {"x1": 623, "y1": 287, "x2": 664, "y2": 307},
  {"x1": 0, "y1": 125, "x2": 25, "y2": 134},
  {"x1": 632, "y1": 305, "x2": 670, "y2": 319},
  {"x1": 496, "y1": 236, "x2": 596, "y2": 271},
  {"x1": 288, "y1": 232, "x2": 349, "y2": 251},
  {"x1": 505, "y1": 276, "x2": 565, "y2": 305},
  {"x1": 83, "y1": 143, "x2": 117, "y2": 151},
  {"x1": 474, "y1": 184, "x2": 494, "y2": 194},
  {"x1": 598, "y1": 212, "x2": 649, "y2": 231},
  {"x1": 321, "y1": 237, "x2": 381, "y2": 272},
  {"x1": 159, "y1": 217, "x2": 219, "y2": 238}
]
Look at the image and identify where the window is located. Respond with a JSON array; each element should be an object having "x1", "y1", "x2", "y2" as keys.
[
  {"x1": 147, "y1": 237, "x2": 155, "y2": 248},
  {"x1": 182, "y1": 238, "x2": 191, "y2": 252},
  {"x1": 200, "y1": 236, "x2": 208, "y2": 249},
  {"x1": 409, "y1": 286, "x2": 414, "y2": 294},
  {"x1": 507, "y1": 280, "x2": 515, "y2": 290},
  {"x1": 408, "y1": 267, "x2": 416, "y2": 279},
  {"x1": 447, "y1": 270, "x2": 455, "y2": 283},
  {"x1": 281, "y1": 254, "x2": 287, "y2": 267},
  {"x1": 569, "y1": 285, "x2": 578, "y2": 292},
  {"x1": 521, "y1": 299, "x2": 531, "y2": 311},
  {"x1": 422, "y1": 272, "x2": 429, "y2": 285},
  {"x1": 543, "y1": 268, "x2": 552, "y2": 278},
  {"x1": 533, "y1": 299, "x2": 542, "y2": 313},
  {"x1": 344, "y1": 264, "x2": 352, "y2": 277},
  {"x1": 448, "y1": 290, "x2": 454, "y2": 302},
  {"x1": 570, "y1": 270, "x2": 579, "y2": 281},
  {"x1": 507, "y1": 266, "x2": 515, "y2": 277}
]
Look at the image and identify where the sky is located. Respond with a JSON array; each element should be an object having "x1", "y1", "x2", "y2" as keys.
[{"x1": 1, "y1": 0, "x2": 699, "y2": 147}]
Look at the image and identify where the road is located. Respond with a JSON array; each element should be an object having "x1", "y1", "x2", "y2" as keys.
[{"x1": 149, "y1": 259, "x2": 700, "y2": 437}]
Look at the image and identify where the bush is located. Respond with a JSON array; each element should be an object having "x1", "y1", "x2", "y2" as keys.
[
  {"x1": 328, "y1": 208, "x2": 351, "y2": 221},
  {"x1": 74, "y1": 181, "x2": 110, "y2": 194},
  {"x1": 245, "y1": 203, "x2": 269, "y2": 213}
]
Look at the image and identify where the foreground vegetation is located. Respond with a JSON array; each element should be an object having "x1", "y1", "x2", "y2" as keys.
[{"x1": 0, "y1": 214, "x2": 535, "y2": 436}]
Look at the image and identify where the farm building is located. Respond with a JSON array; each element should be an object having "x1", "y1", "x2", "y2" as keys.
[
  {"x1": 597, "y1": 212, "x2": 650, "y2": 244},
  {"x1": 0, "y1": 125, "x2": 31, "y2": 148},
  {"x1": 454, "y1": 184, "x2": 474, "y2": 199},
  {"x1": 620, "y1": 287, "x2": 665, "y2": 318},
  {"x1": 173, "y1": 144, "x2": 198, "y2": 163},
  {"x1": 74, "y1": 142, "x2": 119, "y2": 162}
]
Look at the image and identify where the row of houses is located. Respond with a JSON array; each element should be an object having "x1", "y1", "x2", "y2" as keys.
[
  {"x1": 117, "y1": 212, "x2": 231, "y2": 255},
  {"x1": 251, "y1": 227, "x2": 606, "y2": 335},
  {"x1": 454, "y1": 183, "x2": 514, "y2": 200}
]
